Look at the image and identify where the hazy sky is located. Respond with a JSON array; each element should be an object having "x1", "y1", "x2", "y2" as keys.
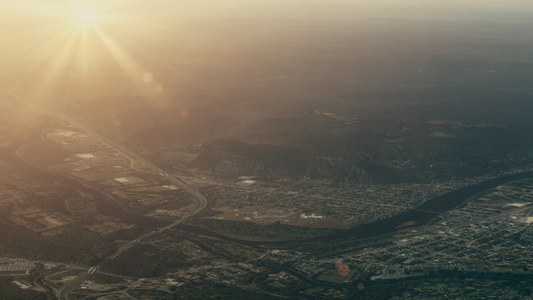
[
  {"x1": 2, "y1": 0, "x2": 533, "y2": 21},
  {"x1": 1, "y1": 0, "x2": 532, "y2": 66}
]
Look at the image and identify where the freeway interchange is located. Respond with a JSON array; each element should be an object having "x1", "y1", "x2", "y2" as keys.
[{"x1": 9, "y1": 89, "x2": 208, "y2": 300}]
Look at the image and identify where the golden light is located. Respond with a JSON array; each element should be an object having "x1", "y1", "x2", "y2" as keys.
[
  {"x1": 5, "y1": 0, "x2": 165, "y2": 107},
  {"x1": 75, "y1": 9, "x2": 96, "y2": 26}
]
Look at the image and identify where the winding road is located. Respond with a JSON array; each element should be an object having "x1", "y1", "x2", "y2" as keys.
[
  {"x1": 7, "y1": 88, "x2": 533, "y2": 299},
  {"x1": 8, "y1": 88, "x2": 208, "y2": 300}
]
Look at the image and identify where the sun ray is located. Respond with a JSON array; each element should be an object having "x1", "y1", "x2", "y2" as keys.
[
  {"x1": 9, "y1": 0, "x2": 171, "y2": 110},
  {"x1": 91, "y1": 24, "x2": 155, "y2": 95},
  {"x1": 76, "y1": 23, "x2": 90, "y2": 81},
  {"x1": 29, "y1": 28, "x2": 82, "y2": 105},
  {"x1": 27, "y1": 23, "x2": 81, "y2": 64}
]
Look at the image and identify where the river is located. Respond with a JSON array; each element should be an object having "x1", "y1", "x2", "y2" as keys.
[{"x1": 4, "y1": 126, "x2": 533, "y2": 245}]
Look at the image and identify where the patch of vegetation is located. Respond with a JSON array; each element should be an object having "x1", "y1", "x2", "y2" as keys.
[
  {"x1": 191, "y1": 219, "x2": 342, "y2": 242},
  {"x1": 0, "y1": 219, "x2": 145, "y2": 266},
  {"x1": 0, "y1": 277, "x2": 47, "y2": 300},
  {"x1": 139, "y1": 281, "x2": 285, "y2": 300},
  {"x1": 88, "y1": 273, "x2": 126, "y2": 284},
  {"x1": 100, "y1": 244, "x2": 192, "y2": 278}
]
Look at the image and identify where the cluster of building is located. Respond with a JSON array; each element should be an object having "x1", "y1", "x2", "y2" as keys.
[
  {"x1": 296, "y1": 181, "x2": 533, "y2": 283},
  {"x1": 47, "y1": 128, "x2": 194, "y2": 220},
  {"x1": 0, "y1": 258, "x2": 34, "y2": 276}
]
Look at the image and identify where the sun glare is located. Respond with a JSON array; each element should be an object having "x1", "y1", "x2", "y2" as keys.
[
  {"x1": 75, "y1": 9, "x2": 96, "y2": 26},
  {"x1": 16, "y1": 0, "x2": 160, "y2": 105}
]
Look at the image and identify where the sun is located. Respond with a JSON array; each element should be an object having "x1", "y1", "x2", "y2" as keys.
[
  {"x1": 75, "y1": 9, "x2": 96, "y2": 26},
  {"x1": 21, "y1": 0, "x2": 159, "y2": 105}
]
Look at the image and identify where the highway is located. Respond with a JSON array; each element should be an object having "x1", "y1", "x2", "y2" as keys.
[
  {"x1": 8, "y1": 88, "x2": 209, "y2": 299},
  {"x1": 56, "y1": 272, "x2": 89, "y2": 300},
  {"x1": 8, "y1": 87, "x2": 207, "y2": 218}
]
